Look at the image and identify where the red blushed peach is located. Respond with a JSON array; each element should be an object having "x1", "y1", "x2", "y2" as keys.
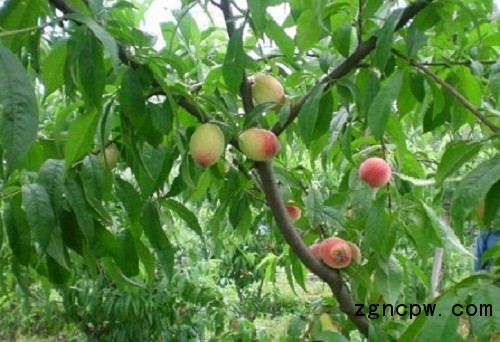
[
  {"x1": 359, "y1": 157, "x2": 392, "y2": 188},
  {"x1": 319, "y1": 237, "x2": 352, "y2": 269},
  {"x1": 252, "y1": 73, "x2": 285, "y2": 105},
  {"x1": 285, "y1": 204, "x2": 301, "y2": 221},
  {"x1": 238, "y1": 128, "x2": 280, "y2": 161},
  {"x1": 189, "y1": 123, "x2": 225, "y2": 167}
]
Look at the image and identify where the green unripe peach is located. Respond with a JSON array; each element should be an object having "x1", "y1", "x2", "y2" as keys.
[
  {"x1": 189, "y1": 123, "x2": 225, "y2": 167},
  {"x1": 238, "y1": 128, "x2": 280, "y2": 162},
  {"x1": 252, "y1": 73, "x2": 285, "y2": 105},
  {"x1": 100, "y1": 143, "x2": 120, "y2": 170}
]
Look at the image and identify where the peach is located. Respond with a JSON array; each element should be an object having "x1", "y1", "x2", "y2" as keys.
[
  {"x1": 189, "y1": 123, "x2": 225, "y2": 167},
  {"x1": 359, "y1": 157, "x2": 391, "y2": 188},
  {"x1": 346, "y1": 241, "x2": 362, "y2": 264},
  {"x1": 310, "y1": 243, "x2": 322, "y2": 258},
  {"x1": 252, "y1": 73, "x2": 285, "y2": 105},
  {"x1": 319, "y1": 237, "x2": 352, "y2": 269},
  {"x1": 238, "y1": 128, "x2": 280, "y2": 161},
  {"x1": 285, "y1": 203, "x2": 301, "y2": 221},
  {"x1": 100, "y1": 143, "x2": 120, "y2": 170}
]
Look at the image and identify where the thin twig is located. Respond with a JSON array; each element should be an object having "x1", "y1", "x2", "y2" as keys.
[
  {"x1": 0, "y1": 19, "x2": 63, "y2": 37},
  {"x1": 392, "y1": 49, "x2": 500, "y2": 133},
  {"x1": 357, "y1": 0, "x2": 364, "y2": 43}
]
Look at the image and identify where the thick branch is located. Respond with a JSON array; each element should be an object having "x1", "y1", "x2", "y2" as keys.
[
  {"x1": 255, "y1": 161, "x2": 370, "y2": 336},
  {"x1": 271, "y1": 0, "x2": 432, "y2": 136},
  {"x1": 392, "y1": 49, "x2": 500, "y2": 133}
]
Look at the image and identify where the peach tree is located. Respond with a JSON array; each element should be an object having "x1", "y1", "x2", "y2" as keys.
[{"x1": 1, "y1": 0, "x2": 500, "y2": 340}]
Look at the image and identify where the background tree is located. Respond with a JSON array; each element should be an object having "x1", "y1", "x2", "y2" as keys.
[{"x1": 1, "y1": 0, "x2": 500, "y2": 340}]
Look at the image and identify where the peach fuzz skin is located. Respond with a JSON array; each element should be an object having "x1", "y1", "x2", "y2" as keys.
[
  {"x1": 318, "y1": 237, "x2": 352, "y2": 269},
  {"x1": 359, "y1": 157, "x2": 391, "y2": 188},
  {"x1": 238, "y1": 128, "x2": 280, "y2": 162}
]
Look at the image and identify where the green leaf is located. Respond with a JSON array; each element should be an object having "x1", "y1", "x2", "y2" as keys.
[
  {"x1": 140, "y1": 202, "x2": 174, "y2": 276},
  {"x1": 46, "y1": 224, "x2": 70, "y2": 270},
  {"x1": 0, "y1": 0, "x2": 41, "y2": 54},
  {"x1": 65, "y1": 173, "x2": 95, "y2": 243},
  {"x1": 435, "y1": 141, "x2": 482, "y2": 184},
  {"x1": 296, "y1": 10, "x2": 321, "y2": 52},
  {"x1": 365, "y1": 195, "x2": 393, "y2": 261},
  {"x1": 484, "y1": 180, "x2": 500, "y2": 225},
  {"x1": 137, "y1": 143, "x2": 176, "y2": 199},
  {"x1": 304, "y1": 188, "x2": 324, "y2": 226},
  {"x1": 248, "y1": 0, "x2": 268, "y2": 35},
  {"x1": 115, "y1": 229, "x2": 139, "y2": 277},
  {"x1": 65, "y1": 12, "x2": 121, "y2": 70},
  {"x1": 367, "y1": 70, "x2": 404, "y2": 138},
  {"x1": 64, "y1": 110, "x2": 99, "y2": 168},
  {"x1": 228, "y1": 194, "x2": 252, "y2": 236},
  {"x1": 163, "y1": 199, "x2": 203, "y2": 238},
  {"x1": 421, "y1": 202, "x2": 473, "y2": 258},
  {"x1": 80, "y1": 155, "x2": 111, "y2": 223},
  {"x1": 332, "y1": 24, "x2": 352, "y2": 57},
  {"x1": 298, "y1": 84, "x2": 325, "y2": 146},
  {"x1": 405, "y1": 22, "x2": 427, "y2": 58},
  {"x1": 75, "y1": 32, "x2": 106, "y2": 110},
  {"x1": 37, "y1": 159, "x2": 66, "y2": 213},
  {"x1": 489, "y1": 60, "x2": 500, "y2": 106},
  {"x1": 41, "y1": 42, "x2": 68, "y2": 96},
  {"x1": 266, "y1": 19, "x2": 294, "y2": 60},
  {"x1": 22, "y1": 184, "x2": 56, "y2": 252},
  {"x1": 400, "y1": 292, "x2": 460, "y2": 341},
  {"x1": 102, "y1": 257, "x2": 142, "y2": 290},
  {"x1": 374, "y1": 256, "x2": 403, "y2": 305},
  {"x1": 451, "y1": 154, "x2": 500, "y2": 237},
  {"x1": 223, "y1": 26, "x2": 245, "y2": 94},
  {"x1": 289, "y1": 250, "x2": 306, "y2": 292},
  {"x1": 4, "y1": 200, "x2": 31, "y2": 266},
  {"x1": 115, "y1": 177, "x2": 143, "y2": 224},
  {"x1": 469, "y1": 285, "x2": 500, "y2": 339},
  {"x1": 0, "y1": 43, "x2": 39, "y2": 174},
  {"x1": 118, "y1": 68, "x2": 146, "y2": 128},
  {"x1": 80, "y1": 155, "x2": 105, "y2": 203},
  {"x1": 372, "y1": 9, "x2": 403, "y2": 70}
]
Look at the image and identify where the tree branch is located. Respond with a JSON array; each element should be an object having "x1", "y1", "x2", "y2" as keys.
[
  {"x1": 220, "y1": 0, "x2": 254, "y2": 114},
  {"x1": 392, "y1": 49, "x2": 500, "y2": 133},
  {"x1": 48, "y1": 0, "x2": 217, "y2": 127},
  {"x1": 271, "y1": 0, "x2": 432, "y2": 136},
  {"x1": 254, "y1": 161, "x2": 370, "y2": 336}
]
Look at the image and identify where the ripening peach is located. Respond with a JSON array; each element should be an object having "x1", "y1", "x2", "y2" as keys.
[
  {"x1": 238, "y1": 128, "x2": 280, "y2": 161},
  {"x1": 310, "y1": 243, "x2": 322, "y2": 259},
  {"x1": 359, "y1": 157, "x2": 391, "y2": 188},
  {"x1": 252, "y1": 73, "x2": 285, "y2": 105},
  {"x1": 285, "y1": 203, "x2": 302, "y2": 221},
  {"x1": 319, "y1": 237, "x2": 352, "y2": 269},
  {"x1": 189, "y1": 123, "x2": 225, "y2": 167},
  {"x1": 346, "y1": 241, "x2": 362, "y2": 264}
]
